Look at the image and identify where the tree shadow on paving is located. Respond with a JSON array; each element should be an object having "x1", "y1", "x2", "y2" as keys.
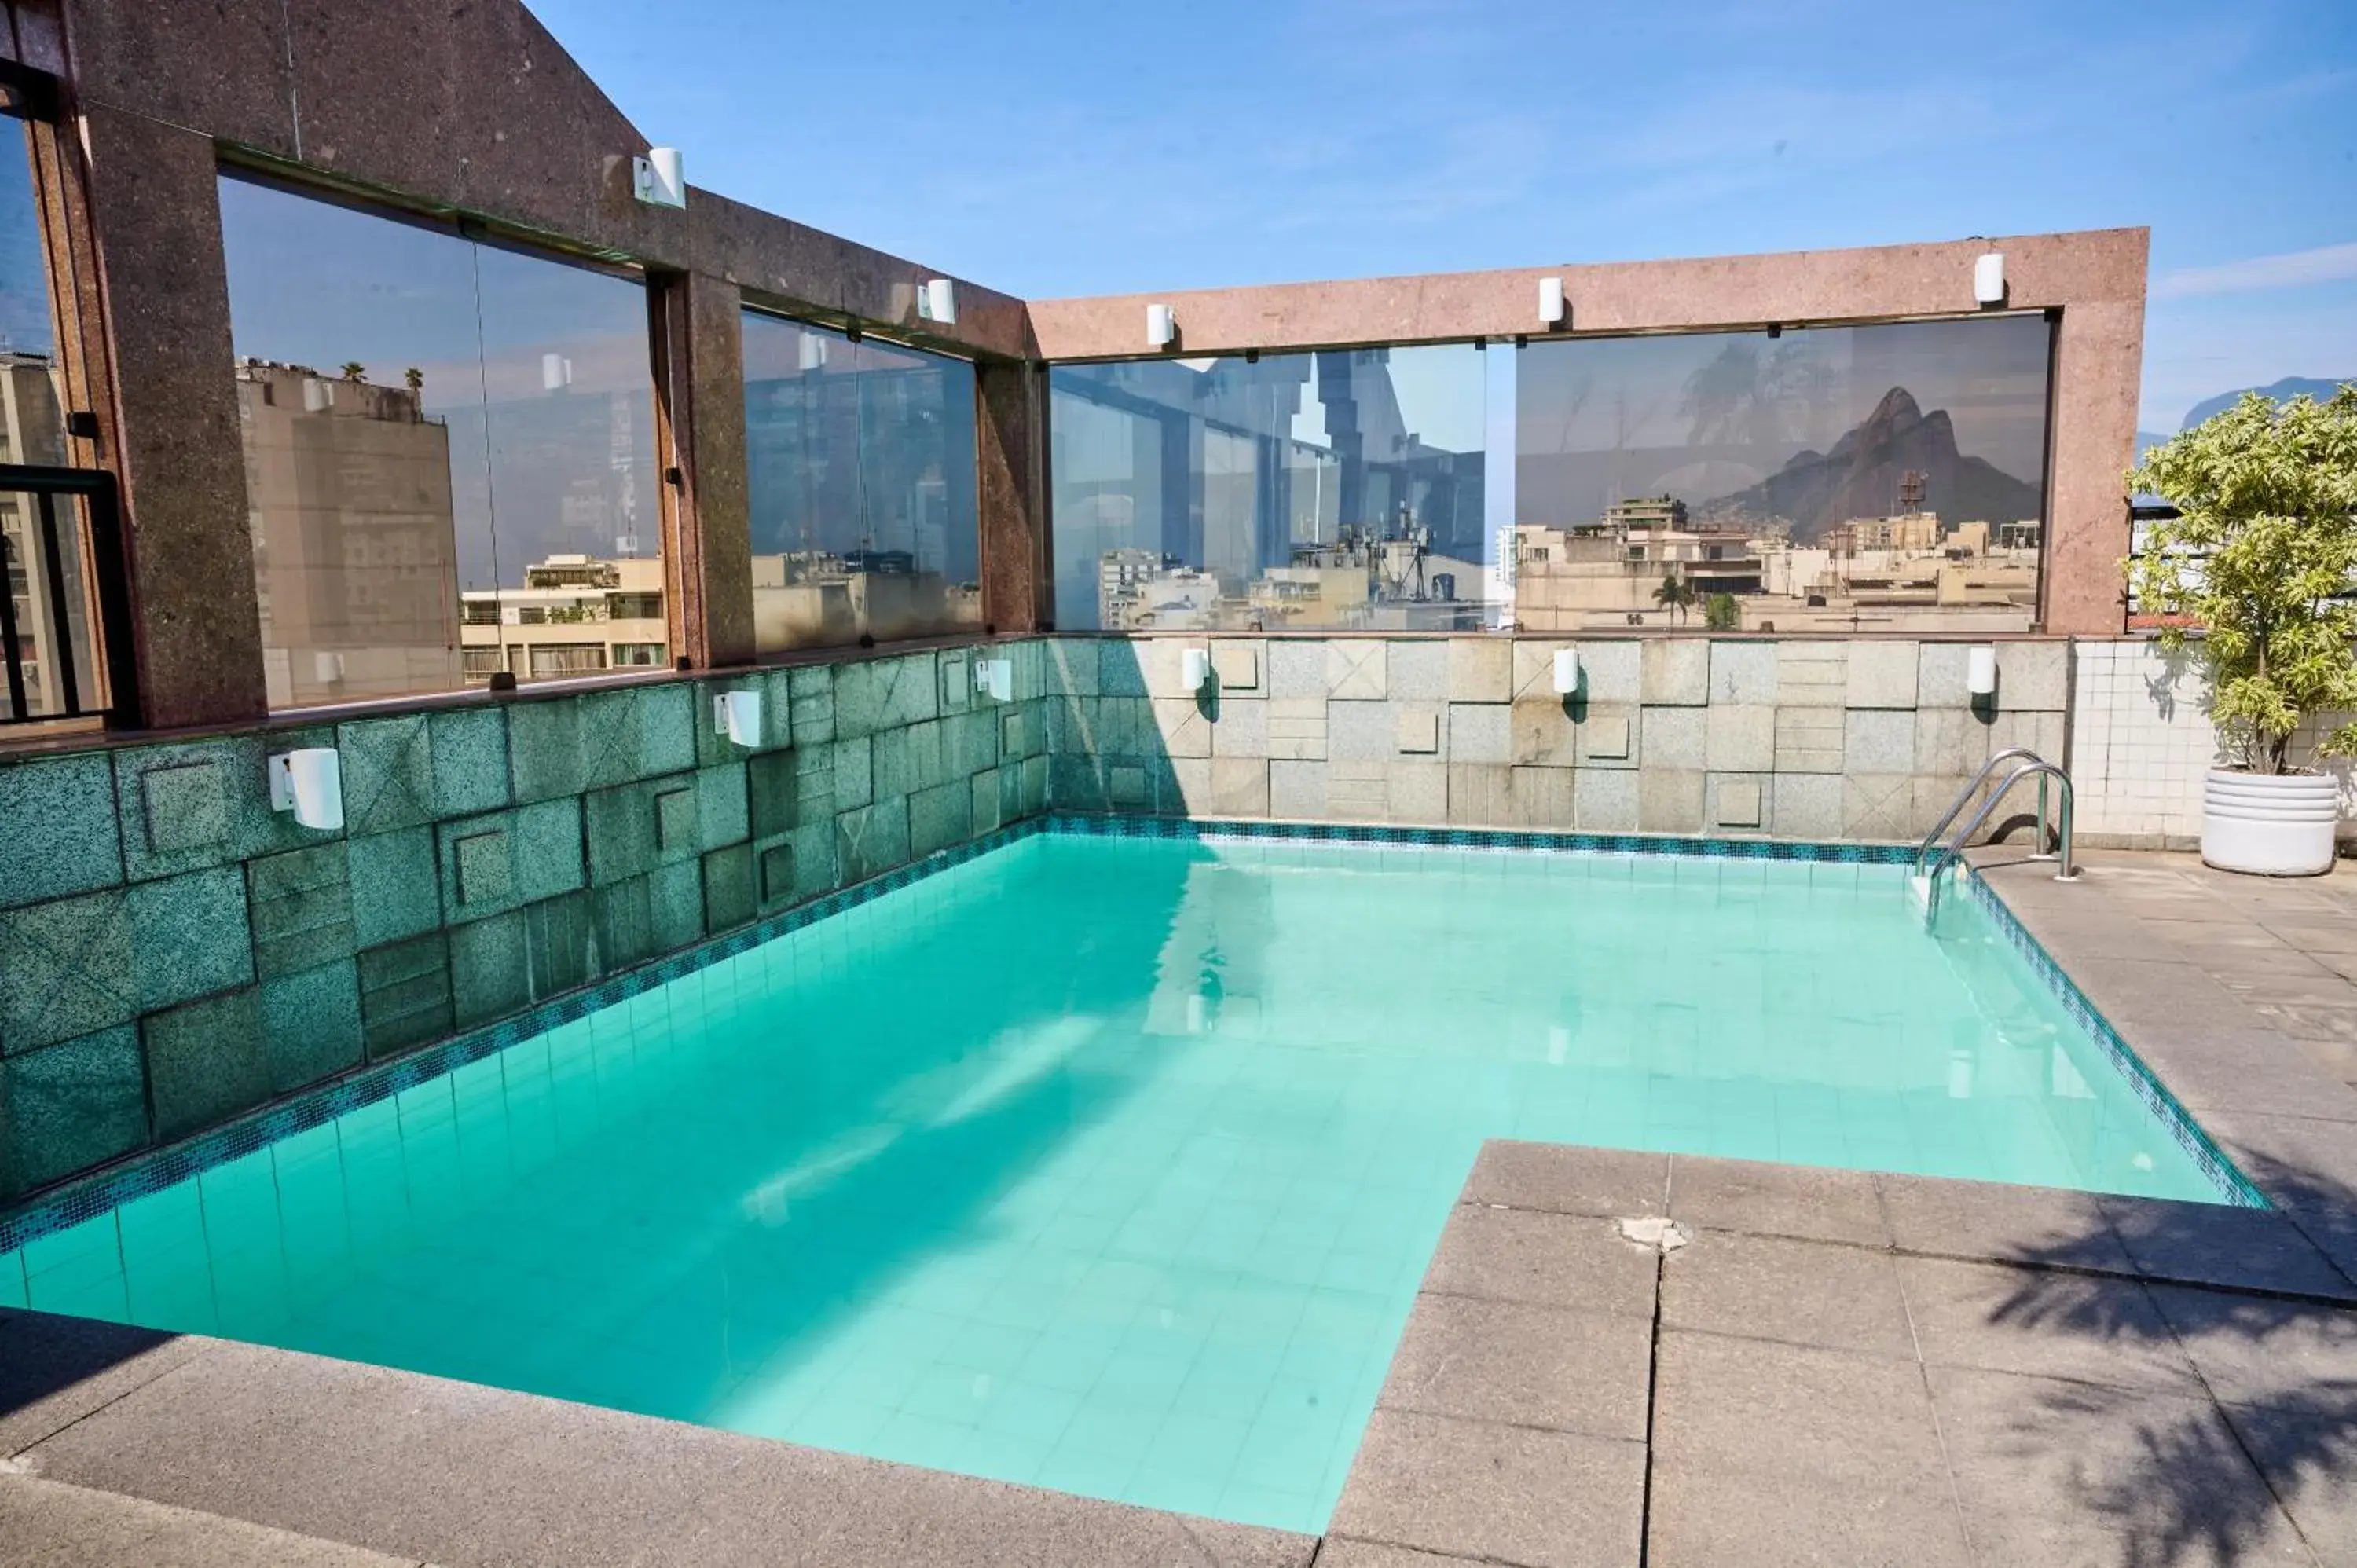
[{"x1": 1982, "y1": 1148, "x2": 2357, "y2": 1567}]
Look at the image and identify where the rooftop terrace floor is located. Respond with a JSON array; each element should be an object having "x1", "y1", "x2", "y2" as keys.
[{"x1": 3, "y1": 848, "x2": 2355, "y2": 1567}]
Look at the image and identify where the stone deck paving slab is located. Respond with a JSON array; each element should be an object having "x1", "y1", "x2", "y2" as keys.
[{"x1": 0, "y1": 1471, "x2": 426, "y2": 1568}]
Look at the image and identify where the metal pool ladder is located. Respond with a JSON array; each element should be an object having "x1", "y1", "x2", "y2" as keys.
[{"x1": 1912, "y1": 748, "x2": 2077, "y2": 919}]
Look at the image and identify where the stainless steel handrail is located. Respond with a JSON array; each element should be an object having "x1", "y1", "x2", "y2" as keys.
[
  {"x1": 1912, "y1": 746, "x2": 2052, "y2": 875},
  {"x1": 1920, "y1": 760, "x2": 2077, "y2": 919}
]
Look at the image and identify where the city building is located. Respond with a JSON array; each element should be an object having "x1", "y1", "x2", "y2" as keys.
[{"x1": 459, "y1": 552, "x2": 667, "y2": 682}]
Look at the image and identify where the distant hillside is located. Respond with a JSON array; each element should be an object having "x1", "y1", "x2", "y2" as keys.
[
  {"x1": 1699, "y1": 387, "x2": 2042, "y2": 543},
  {"x1": 2180, "y1": 377, "x2": 2355, "y2": 429}
]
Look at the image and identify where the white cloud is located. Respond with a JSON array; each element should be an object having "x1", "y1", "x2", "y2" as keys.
[{"x1": 2153, "y1": 241, "x2": 2357, "y2": 299}]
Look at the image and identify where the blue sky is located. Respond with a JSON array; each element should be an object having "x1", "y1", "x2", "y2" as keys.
[{"x1": 529, "y1": 0, "x2": 2355, "y2": 433}]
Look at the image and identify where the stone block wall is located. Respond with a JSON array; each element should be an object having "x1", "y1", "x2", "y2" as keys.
[
  {"x1": 1047, "y1": 636, "x2": 2071, "y2": 841},
  {"x1": 0, "y1": 643, "x2": 1050, "y2": 1200}
]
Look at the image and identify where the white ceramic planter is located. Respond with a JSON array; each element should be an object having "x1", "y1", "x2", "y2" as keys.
[{"x1": 2201, "y1": 768, "x2": 2339, "y2": 876}]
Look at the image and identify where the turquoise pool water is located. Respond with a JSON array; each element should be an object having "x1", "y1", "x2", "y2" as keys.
[{"x1": 2, "y1": 832, "x2": 2234, "y2": 1533}]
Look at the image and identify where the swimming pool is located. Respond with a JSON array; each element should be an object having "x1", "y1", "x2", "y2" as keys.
[{"x1": 0, "y1": 823, "x2": 2248, "y2": 1533}]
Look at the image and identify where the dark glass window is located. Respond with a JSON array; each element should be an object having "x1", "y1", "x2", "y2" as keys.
[{"x1": 741, "y1": 311, "x2": 980, "y2": 651}]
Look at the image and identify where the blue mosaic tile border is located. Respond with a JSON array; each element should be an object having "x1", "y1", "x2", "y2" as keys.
[
  {"x1": 0, "y1": 812, "x2": 2253, "y2": 1249},
  {"x1": 1042, "y1": 812, "x2": 1919, "y2": 864},
  {"x1": 1956, "y1": 867, "x2": 2267, "y2": 1209}
]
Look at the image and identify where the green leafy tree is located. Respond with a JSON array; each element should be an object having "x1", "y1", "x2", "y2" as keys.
[
  {"x1": 339, "y1": 361, "x2": 366, "y2": 383},
  {"x1": 2126, "y1": 384, "x2": 2357, "y2": 774},
  {"x1": 1652, "y1": 569, "x2": 1698, "y2": 625},
  {"x1": 1703, "y1": 592, "x2": 1741, "y2": 631}
]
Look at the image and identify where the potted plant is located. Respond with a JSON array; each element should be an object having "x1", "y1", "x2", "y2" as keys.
[{"x1": 2128, "y1": 384, "x2": 2357, "y2": 875}]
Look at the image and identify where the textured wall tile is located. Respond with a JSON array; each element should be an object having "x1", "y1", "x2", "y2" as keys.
[
  {"x1": 970, "y1": 769, "x2": 1004, "y2": 837},
  {"x1": 1165, "y1": 758, "x2": 1215, "y2": 816},
  {"x1": 507, "y1": 696, "x2": 585, "y2": 804},
  {"x1": 521, "y1": 892, "x2": 597, "y2": 1002},
  {"x1": 138, "y1": 759, "x2": 232, "y2": 857},
  {"x1": 0, "y1": 1028, "x2": 147, "y2": 1197},
  {"x1": 757, "y1": 841, "x2": 797, "y2": 910},
  {"x1": 1390, "y1": 760, "x2": 1448, "y2": 822},
  {"x1": 1844, "y1": 710, "x2": 1918, "y2": 775},
  {"x1": 910, "y1": 781, "x2": 973, "y2": 857},
  {"x1": 258, "y1": 958, "x2": 363, "y2": 1092},
  {"x1": 1912, "y1": 709, "x2": 1989, "y2": 777},
  {"x1": 1269, "y1": 699, "x2": 1329, "y2": 762},
  {"x1": 944, "y1": 709, "x2": 1003, "y2": 776},
  {"x1": 246, "y1": 842, "x2": 355, "y2": 979},
  {"x1": 1510, "y1": 642, "x2": 1571, "y2": 702},
  {"x1": 703, "y1": 844, "x2": 757, "y2": 930},
  {"x1": 654, "y1": 785, "x2": 698, "y2": 853},
  {"x1": 576, "y1": 689, "x2": 647, "y2": 790},
  {"x1": 345, "y1": 827, "x2": 438, "y2": 948},
  {"x1": 1328, "y1": 643, "x2": 1387, "y2": 700},
  {"x1": 1210, "y1": 758, "x2": 1269, "y2": 816},
  {"x1": 1211, "y1": 641, "x2": 1263, "y2": 692},
  {"x1": 998, "y1": 763, "x2": 1026, "y2": 826},
  {"x1": 1643, "y1": 707, "x2": 1706, "y2": 771},
  {"x1": 129, "y1": 867, "x2": 254, "y2": 1011},
  {"x1": 1329, "y1": 701, "x2": 1402, "y2": 763},
  {"x1": 145, "y1": 987, "x2": 269, "y2": 1138},
  {"x1": 1446, "y1": 764, "x2": 1512, "y2": 826},
  {"x1": 878, "y1": 655, "x2": 942, "y2": 731},
  {"x1": 1269, "y1": 760, "x2": 1329, "y2": 819},
  {"x1": 1508, "y1": 766, "x2": 1574, "y2": 828},
  {"x1": 696, "y1": 762, "x2": 751, "y2": 850},
  {"x1": 1996, "y1": 642, "x2": 2069, "y2": 713},
  {"x1": 1106, "y1": 765, "x2": 1150, "y2": 808},
  {"x1": 429, "y1": 707, "x2": 511, "y2": 817},
  {"x1": 648, "y1": 859, "x2": 707, "y2": 951},
  {"x1": 1917, "y1": 643, "x2": 1973, "y2": 710},
  {"x1": 0, "y1": 890, "x2": 134, "y2": 1055},
  {"x1": 1018, "y1": 756, "x2": 1050, "y2": 816},
  {"x1": 1776, "y1": 642, "x2": 1849, "y2": 706},
  {"x1": 1326, "y1": 760, "x2": 1386, "y2": 821},
  {"x1": 1396, "y1": 707, "x2": 1442, "y2": 756},
  {"x1": 512, "y1": 798, "x2": 586, "y2": 903},
  {"x1": 448, "y1": 912, "x2": 528, "y2": 1028},
  {"x1": 1640, "y1": 642, "x2": 1710, "y2": 706},
  {"x1": 937, "y1": 650, "x2": 972, "y2": 713},
  {"x1": 1266, "y1": 641, "x2": 1324, "y2": 699},
  {"x1": 1047, "y1": 640, "x2": 1100, "y2": 699},
  {"x1": 1447, "y1": 703, "x2": 1509, "y2": 766},
  {"x1": 1447, "y1": 639, "x2": 1511, "y2": 704},
  {"x1": 1705, "y1": 705, "x2": 1776, "y2": 773},
  {"x1": 1709, "y1": 642, "x2": 1778, "y2": 705},
  {"x1": 636, "y1": 684, "x2": 698, "y2": 777},
  {"x1": 788, "y1": 822, "x2": 838, "y2": 902},
  {"x1": 1510, "y1": 698, "x2": 1578, "y2": 767},
  {"x1": 589, "y1": 876, "x2": 658, "y2": 973},
  {"x1": 829, "y1": 738, "x2": 873, "y2": 812},
  {"x1": 999, "y1": 709, "x2": 1033, "y2": 761},
  {"x1": 1578, "y1": 642, "x2": 1641, "y2": 705},
  {"x1": 357, "y1": 932, "x2": 451, "y2": 1059},
  {"x1": 744, "y1": 750, "x2": 804, "y2": 841},
  {"x1": 1709, "y1": 775, "x2": 1766, "y2": 831},
  {"x1": 1637, "y1": 769, "x2": 1706, "y2": 833},
  {"x1": 1210, "y1": 698, "x2": 1269, "y2": 759},
  {"x1": 1576, "y1": 709, "x2": 1637, "y2": 766},
  {"x1": 1574, "y1": 768, "x2": 1639, "y2": 832},
  {"x1": 1049, "y1": 754, "x2": 1108, "y2": 812},
  {"x1": 336, "y1": 714, "x2": 434, "y2": 835},
  {"x1": 1388, "y1": 641, "x2": 1448, "y2": 702},
  {"x1": 1093, "y1": 640, "x2": 1147, "y2": 698},
  {"x1": 1772, "y1": 773, "x2": 1844, "y2": 839},
  {"x1": 0, "y1": 754, "x2": 125, "y2": 910},
  {"x1": 1986, "y1": 709, "x2": 2066, "y2": 764},
  {"x1": 788, "y1": 664, "x2": 837, "y2": 744},
  {"x1": 452, "y1": 828, "x2": 515, "y2": 909},
  {"x1": 1844, "y1": 641, "x2": 1920, "y2": 709},
  {"x1": 1774, "y1": 707, "x2": 1846, "y2": 773},
  {"x1": 1841, "y1": 774, "x2": 1915, "y2": 839}
]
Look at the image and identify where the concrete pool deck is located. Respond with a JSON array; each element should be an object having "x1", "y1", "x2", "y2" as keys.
[{"x1": 5, "y1": 848, "x2": 2357, "y2": 1566}]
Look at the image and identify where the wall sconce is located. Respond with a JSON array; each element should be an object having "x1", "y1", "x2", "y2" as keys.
[
  {"x1": 713, "y1": 689, "x2": 763, "y2": 748},
  {"x1": 1538, "y1": 276, "x2": 1567, "y2": 328},
  {"x1": 632, "y1": 146, "x2": 686, "y2": 209},
  {"x1": 973, "y1": 656, "x2": 1014, "y2": 702},
  {"x1": 1146, "y1": 303, "x2": 1177, "y2": 348},
  {"x1": 269, "y1": 748, "x2": 345, "y2": 832},
  {"x1": 1974, "y1": 251, "x2": 2006, "y2": 306},
  {"x1": 1180, "y1": 647, "x2": 1212, "y2": 691},
  {"x1": 1552, "y1": 647, "x2": 1581, "y2": 694},
  {"x1": 1967, "y1": 645, "x2": 1999, "y2": 697},
  {"x1": 918, "y1": 278, "x2": 957, "y2": 325}
]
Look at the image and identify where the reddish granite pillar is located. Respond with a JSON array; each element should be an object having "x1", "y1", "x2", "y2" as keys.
[
  {"x1": 977, "y1": 358, "x2": 1046, "y2": 633},
  {"x1": 653, "y1": 269, "x2": 753, "y2": 669},
  {"x1": 79, "y1": 104, "x2": 269, "y2": 727}
]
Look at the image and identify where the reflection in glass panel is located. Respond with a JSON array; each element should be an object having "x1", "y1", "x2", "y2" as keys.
[
  {"x1": 1516, "y1": 316, "x2": 2054, "y2": 634},
  {"x1": 1048, "y1": 347, "x2": 1501, "y2": 632},
  {"x1": 1, "y1": 120, "x2": 89, "y2": 719},
  {"x1": 741, "y1": 312, "x2": 980, "y2": 651},
  {"x1": 218, "y1": 175, "x2": 662, "y2": 708}
]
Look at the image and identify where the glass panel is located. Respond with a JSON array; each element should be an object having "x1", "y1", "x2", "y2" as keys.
[
  {"x1": 1516, "y1": 316, "x2": 2054, "y2": 634},
  {"x1": 741, "y1": 312, "x2": 980, "y2": 651},
  {"x1": 218, "y1": 175, "x2": 662, "y2": 708},
  {"x1": 1047, "y1": 346, "x2": 1500, "y2": 632}
]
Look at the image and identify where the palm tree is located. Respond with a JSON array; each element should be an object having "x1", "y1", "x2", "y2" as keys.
[
  {"x1": 403, "y1": 367, "x2": 423, "y2": 394},
  {"x1": 1704, "y1": 592, "x2": 1742, "y2": 631},
  {"x1": 1653, "y1": 569, "x2": 1698, "y2": 625},
  {"x1": 339, "y1": 361, "x2": 366, "y2": 383}
]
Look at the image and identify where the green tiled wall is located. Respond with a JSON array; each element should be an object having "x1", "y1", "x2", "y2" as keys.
[{"x1": 0, "y1": 643, "x2": 1050, "y2": 1201}]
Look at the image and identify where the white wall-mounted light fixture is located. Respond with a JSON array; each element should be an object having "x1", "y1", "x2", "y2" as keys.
[
  {"x1": 713, "y1": 689, "x2": 763, "y2": 748},
  {"x1": 632, "y1": 146, "x2": 687, "y2": 209},
  {"x1": 917, "y1": 278, "x2": 957, "y2": 325},
  {"x1": 1146, "y1": 303, "x2": 1177, "y2": 349},
  {"x1": 1967, "y1": 645, "x2": 1999, "y2": 697},
  {"x1": 1973, "y1": 251, "x2": 2006, "y2": 306},
  {"x1": 269, "y1": 748, "x2": 345, "y2": 832},
  {"x1": 1552, "y1": 647, "x2": 1581, "y2": 694},
  {"x1": 973, "y1": 656, "x2": 1014, "y2": 702},
  {"x1": 1181, "y1": 647, "x2": 1211, "y2": 692},
  {"x1": 1538, "y1": 276, "x2": 1567, "y2": 328}
]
